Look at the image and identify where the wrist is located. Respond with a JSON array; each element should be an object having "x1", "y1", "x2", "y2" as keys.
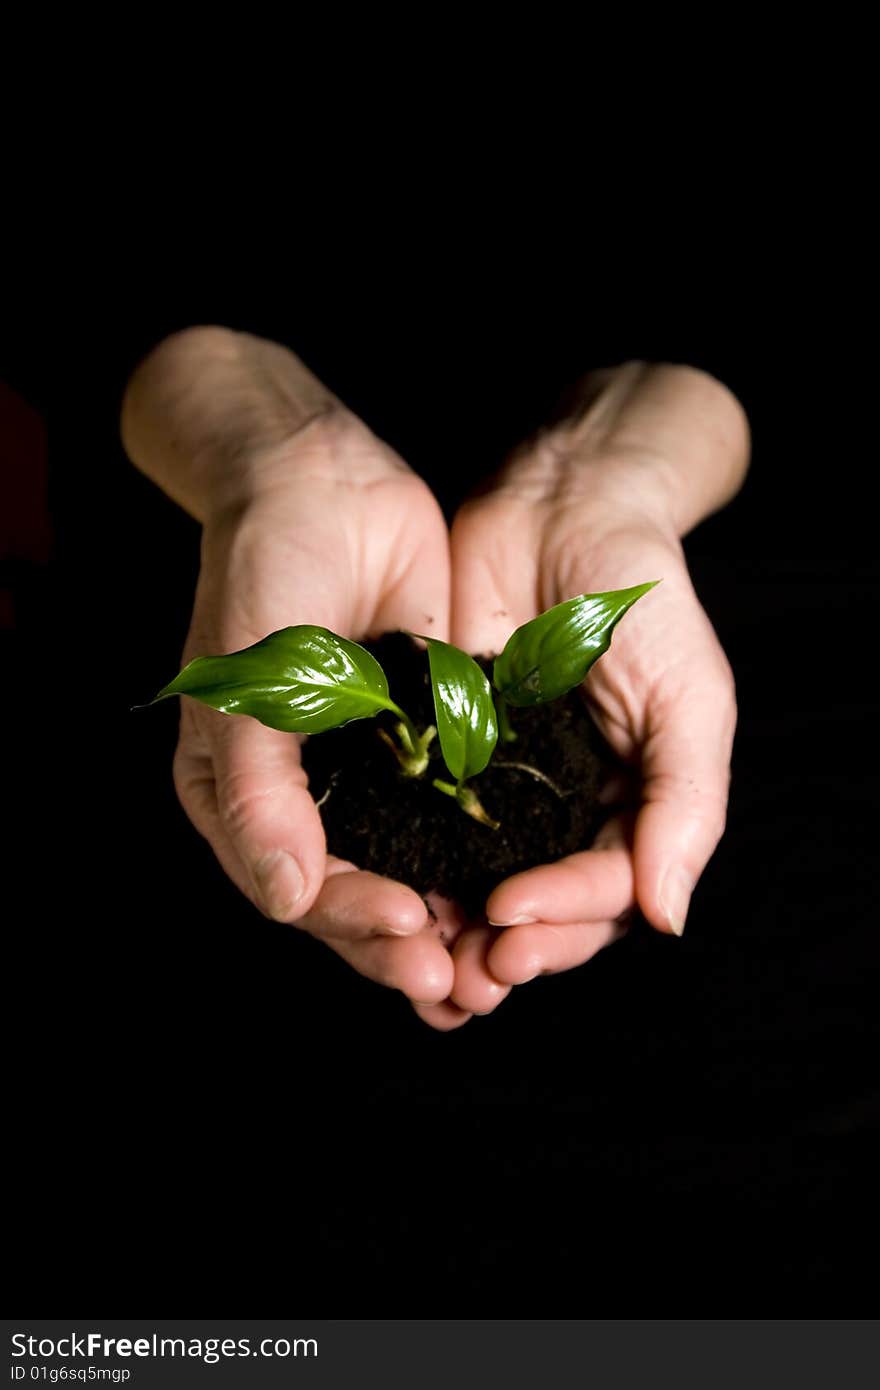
[
  {"x1": 197, "y1": 409, "x2": 343, "y2": 530},
  {"x1": 121, "y1": 326, "x2": 342, "y2": 526},
  {"x1": 548, "y1": 361, "x2": 750, "y2": 539}
]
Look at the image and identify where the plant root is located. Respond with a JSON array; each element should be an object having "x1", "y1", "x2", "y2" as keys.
[
  {"x1": 492, "y1": 760, "x2": 572, "y2": 800},
  {"x1": 314, "y1": 771, "x2": 340, "y2": 809}
]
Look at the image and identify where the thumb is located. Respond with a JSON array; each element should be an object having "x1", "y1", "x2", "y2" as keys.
[
  {"x1": 209, "y1": 712, "x2": 327, "y2": 922},
  {"x1": 633, "y1": 675, "x2": 736, "y2": 936},
  {"x1": 183, "y1": 537, "x2": 356, "y2": 923}
]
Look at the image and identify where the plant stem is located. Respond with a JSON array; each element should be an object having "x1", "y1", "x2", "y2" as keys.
[
  {"x1": 378, "y1": 716, "x2": 436, "y2": 777},
  {"x1": 432, "y1": 778, "x2": 500, "y2": 830},
  {"x1": 386, "y1": 702, "x2": 424, "y2": 758},
  {"x1": 494, "y1": 691, "x2": 517, "y2": 743}
]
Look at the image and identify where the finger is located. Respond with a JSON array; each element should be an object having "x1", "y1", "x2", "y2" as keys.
[
  {"x1": 327, "y1": 930, "x2": 455, "y2": 1006},
  {"x1": 411, "y1": 999, "x2": 474, "y2": 1031},
  {"x1": 485, "y1": 841, "x2": 634, "y2": 927},
  {"x1": 634, "y1": 673, "x2": 736, "y2": 936},
  {"x1": 173, "y1": 713, "x2": 268, "y2": 907},
  {"x1": 423, "y1": 891, "x2": 469, "y2": 951},
  {"x1": 197, "y1": 709, "x2": 328, "y2": 922},
  {"x1": 485, "y1": 814, "x2": 634, "y2": 927},
  {"x1": 449, "y1": 496, "x2": 537, "y2": 655},
  {"x1": 299, "y1": 864, "x2": 428, "y2": 940},
  {"x1": 420, "y1": 895, "x2": 508, "y2": 1015},
  {"x1": 176, "y1": 710, "x2": 432, "y2": 938},
  {"x1": 488, "y1": 918, "x2": 626, "y2": 985},
  {"x1": 448, "y1": 923, "x2": 513, "y2": 1016}
]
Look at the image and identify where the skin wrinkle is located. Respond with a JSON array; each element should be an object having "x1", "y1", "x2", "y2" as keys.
[
  {"x1": 497, "y1": 438, "x2": 572, "y2": 502},
  {"x1": 582, "y1": 681, "x2": 641, "y2": 761},
  {"x1": 217, "y1": 778, "x2": 286, "y2": 839},
  {"x1": 506, "y1": 367, "x2": 746, "y2": 543},
  {"x1": 544, "y1": 505, "x2": 680, "y2": 593},
  {"x1": 559, "y1": 360, "x2": 653, "y2": 449},
  {"x1": 497, "y1": 379, "x2": 674, "y2": 515},
  {"x1": 173, "y1": 749, "x2": 215, "y2": 822},
  {"x1": 205, "y1": 510, "x2": 357, "y2": 638},
  {"x1": 498, "y1": 362, "x2": 652, "y2": 498}
]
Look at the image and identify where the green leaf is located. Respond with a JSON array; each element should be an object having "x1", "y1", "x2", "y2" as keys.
[
  {"x1": 153, "y1": 625, "x2": 399, "y2": 733},
  {"x1": 493, "y1": 582, "x2": 659, "y2": 707},
  {"x1": 417, "y1": 636, "x2": 499, "y2": 783}
]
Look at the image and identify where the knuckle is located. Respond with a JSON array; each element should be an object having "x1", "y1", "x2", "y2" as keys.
[
  {"x1": 219, "y1": 778, "x2": 275, "y2": 840},
  {"x1": 172, "y1": 744, "x2": 207, "y2": 812}
]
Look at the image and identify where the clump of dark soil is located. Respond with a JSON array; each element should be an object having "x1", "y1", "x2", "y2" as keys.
[{"x1": 301, "y1": 632, "x2": 614, "y2": 916}]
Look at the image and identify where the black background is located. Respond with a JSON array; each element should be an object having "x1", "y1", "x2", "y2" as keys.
[{"x1": 4, "y1": 184, "x2": 877, "y2": 1311}]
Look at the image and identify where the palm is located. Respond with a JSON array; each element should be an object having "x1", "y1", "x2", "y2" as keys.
[
  {"x1": 174, "y1": 416, "x2": 464, "y2": 1017},
  {"x1": 187, "y1": 426, "x2": 449, "y2": 653},
  {"x1": 444, "y1": 470, "x2": 735, "y2": 1009}
]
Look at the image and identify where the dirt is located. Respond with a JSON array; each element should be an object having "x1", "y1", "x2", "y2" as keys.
[{"x1": 301, "y1": 632, "x2": 613, "y2": 916}]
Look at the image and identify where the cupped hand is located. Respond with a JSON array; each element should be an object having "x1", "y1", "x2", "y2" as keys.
[
  {"x1": 172, "y1": 407, "x2": 465, "y2": 1012},
  {"x1": 440, "y1": 368, "x2": 743, "y2": 1019}
]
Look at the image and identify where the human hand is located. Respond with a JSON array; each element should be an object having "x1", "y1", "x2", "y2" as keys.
[
  {"x1": 433, "y1": 363, "x2": 749, "y2": 1023},
  {"x1": 124, "y1": 330, "x2": 461, "y2": 1011}
]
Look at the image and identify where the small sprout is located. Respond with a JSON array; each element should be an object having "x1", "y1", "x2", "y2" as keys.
[
  {"x1": 493, "y1": 582, "x2": 659, "y2": 707},
  {"x1": 418, "y1": 636, "x2": 498, "y2": 783},
  {"x1": 432, "y1": 778, "x2": 500, "y2": 830},
  {"x1": 377, "y1": 721, "x2": 436, "y2": 777},
  {"x1": 417, "y1": 635, "x2": 500, "y2": 828}
]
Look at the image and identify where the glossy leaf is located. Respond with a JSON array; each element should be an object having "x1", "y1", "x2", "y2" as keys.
[
  {"x1": 418, "y1": 636, "x2": 498, "y2": 783},
  {"x1": 493, "y1": 582, "x2": 659, "y2": 707},
  {"x1": 153, "y1": 625, "x2": 399, "y2": 733}
]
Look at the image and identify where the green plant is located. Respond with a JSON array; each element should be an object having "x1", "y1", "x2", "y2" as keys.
[{"x1": 152, "y1": 582, "x2": 658, "y2": 826}]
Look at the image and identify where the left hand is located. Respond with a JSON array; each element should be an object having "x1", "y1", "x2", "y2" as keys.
[{"x1": 417, "y1": 363, "x2": 746, "y2": 1028}]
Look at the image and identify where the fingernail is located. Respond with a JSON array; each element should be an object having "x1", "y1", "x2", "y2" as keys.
[
  {"x1": 659, "y1": 865, "x2": 693, "y2": 937},
  {"x1": 487, "y1": 914, "x2": 537, "y2": 927},
  {"x1": 252, "y1": 850, "x2": 305, "y2": 921}
]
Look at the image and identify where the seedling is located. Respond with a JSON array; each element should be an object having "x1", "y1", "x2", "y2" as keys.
[
  {"x1": 151, "y1": 582, "x2": 658, "y2": 827},
  {"x1": 416, "y1": 635, "x2": 500, "y2": 828}
]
